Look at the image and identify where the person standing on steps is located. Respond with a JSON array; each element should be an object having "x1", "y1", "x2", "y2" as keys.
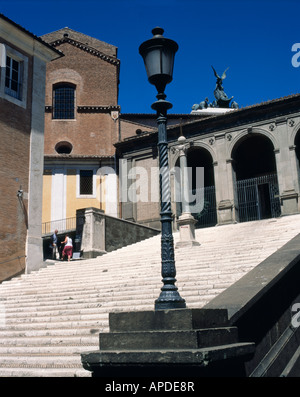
[
  {"x1": 51, "y1": 229, "x2": 59, "y2": 260},
  {"x1": 62, "y1": 234, "x2": 73, "y2": 261}
]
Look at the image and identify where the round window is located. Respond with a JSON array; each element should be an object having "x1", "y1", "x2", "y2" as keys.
[{"x1": 55, "y1": 141, "x2": 73, "y2": 154}]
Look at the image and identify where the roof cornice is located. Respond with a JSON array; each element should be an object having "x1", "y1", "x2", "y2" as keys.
[
  {"x1": 50, "y1": 37, "x2": 120, "y2": 66},
  {"x1": 0, "y1": 13, "x2": 62, "y2": 61},
  {"x1": 115, "y1": 93, "x2": 300, "y2": 150}
]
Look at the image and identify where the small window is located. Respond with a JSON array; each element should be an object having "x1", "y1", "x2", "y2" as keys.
[
  {"x1": 53, "y1": 83, "x2": 75, "y2": 119},
  {"x1": 55, "y1": 141, "x2": 73, "y2": 154},
  {"x1": 5, "y1": 55, "x2": 22, "y2": 100},
  {"x1": 80, "y1": 170, "x2": 93, "y2": 195}
]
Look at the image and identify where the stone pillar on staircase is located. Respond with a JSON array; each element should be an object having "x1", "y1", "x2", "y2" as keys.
[
  {"x1": 76, "y1": 208, "x2": 107, "y2": 259},
  {"x1": 175, "y1": 136, "x2": 200, "y2": 248}
]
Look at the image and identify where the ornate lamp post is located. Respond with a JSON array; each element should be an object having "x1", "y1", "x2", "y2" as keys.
[{"x1": 139, "y1": 27, "x2": 186, "y2": 310}]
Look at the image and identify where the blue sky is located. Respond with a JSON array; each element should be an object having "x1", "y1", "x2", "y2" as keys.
[{"x1": 1, "y1": 0, "x2": 300, "y2": 114}]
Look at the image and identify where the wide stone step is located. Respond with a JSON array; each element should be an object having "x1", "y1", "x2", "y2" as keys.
[
  {"x1": 0, "y1": 319, "x2": 110, "y2": 331},
  {"x1": 0, "y1": 335, "x2": 98, "y2": 346},
  {"x1": 0, "y1": 344, "x2": 98, "y2": 354},
  {"x1": 0, "y1": 327, "x2": 99, "y2": 336},
  {"x1": 3, "y1": 304, "x2": 108, "y2": 316},
  {"x1": 0, "y1": 354, "x2": 85, "y2": 367},
  {"x1": 81, "y1": 342, "x2": 256, "y2": 368},
  {"x1": 100, "y1": 327, "x2": 239, "y2": 350},
  {"x1": 0, "y1": 367, "x2": 90, "y2": 377}
]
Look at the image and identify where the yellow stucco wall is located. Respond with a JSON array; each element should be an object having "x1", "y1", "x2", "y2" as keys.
[
  {"x1": 42, "y1": 170, "x2": 106, "y2": 229},
  {"x1": 65, "y1": 170, "x2": 104, "y2": 218}
]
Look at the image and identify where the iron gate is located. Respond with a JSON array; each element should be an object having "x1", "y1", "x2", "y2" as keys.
[
  {"x1": 193, "y1": 185, "x2": 217, "y2": 228},
  {"x1": 236, "y1": 173, "x2": 281, "y2": 223},
  {"x1": 176, "y1": 185, "x2": 217, "y2": 229},
  {"x1": 182, "y1": 185, "x2": 217, "y2": 229}
]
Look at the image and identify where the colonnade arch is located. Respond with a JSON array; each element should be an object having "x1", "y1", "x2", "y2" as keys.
[
  {"x1": 294, "y1": 128, "x2": 300, "y2": 173},
  {"x1": 175, "y1": 145, "x2": 217, "y2": 228},
  {"x1": 231, "y1": 133, "x2": 281, "y2": 222}
]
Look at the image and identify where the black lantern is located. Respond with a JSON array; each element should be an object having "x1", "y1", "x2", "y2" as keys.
[
  {"x1": 139, "y1": 28, "x2": 186, "y2": 311},
  {"x1": 139, "y1": 27, "x2": 178, "y2": 97}
]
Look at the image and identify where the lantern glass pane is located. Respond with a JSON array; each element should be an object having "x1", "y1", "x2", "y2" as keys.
[
  {"x1": 144, "y1": 48, "x2": 162, "y2": 79},
  {"x1": 161, "y1": 47, "x2": 174, "y2": 76}
]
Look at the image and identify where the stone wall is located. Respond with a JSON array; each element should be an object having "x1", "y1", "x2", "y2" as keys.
[
  {"x1": 205, "y1": 232, "x2": 300, "y2": 376},
  {"x1": 77, "y1": 207, "x2": 160, "y2": 259},
  {"x1": 104, "y1": 213, "x2": 160, "y2": 253},
  {"x1": 0, "y1": 17, "x2": 60, "y2": 281}
]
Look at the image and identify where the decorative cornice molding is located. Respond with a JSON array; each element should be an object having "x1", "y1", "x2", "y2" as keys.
[
  {"x1": 50, "y1": 37, "x2": 120, "y2": 66},
  {"x1": 77, "y1": 105, "x2": 120, "y2": 113},
  {"x1": 45, "y1": 105, "x2": 120, "y2": 113}
]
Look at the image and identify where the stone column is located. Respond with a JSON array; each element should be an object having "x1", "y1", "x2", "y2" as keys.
[
  {"x1": 213, "y1": 133, "x2": 238, "y2": 225},
  {"x1": 288, "y1": 145, "x2": 300, "y2": 212},
  {"x1": 26, "y1": 57, "x2": 46, "y2": 274},
  {"x1": 119, "y1": 158, "x2": 135, "y2": 222},
  {"x1": 175, "y1": 136, "x2": 200, "y2": 248},
  {"x1": 274, "y1": 120, "x2": 299, "y2": 215}
]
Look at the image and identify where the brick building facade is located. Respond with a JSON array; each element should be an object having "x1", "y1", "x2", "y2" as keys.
[
  {"x1": 40, "y1": 28, "x2": 159, "y2": 232},
  {"x1": 0, "y1": 14, "x2": 61, "y2": 281},
  {"x1": 41, "y1": 28, "x2": 121, "y2": 229}
]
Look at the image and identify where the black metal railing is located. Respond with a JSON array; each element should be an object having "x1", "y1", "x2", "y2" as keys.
[{"x1": 42, "y1": 217, "x2": 77, "y2": 235}]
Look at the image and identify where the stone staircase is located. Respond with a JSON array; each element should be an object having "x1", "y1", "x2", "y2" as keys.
[{"x1": 1, "y1": 214, "x2": 300, "y2": 377}]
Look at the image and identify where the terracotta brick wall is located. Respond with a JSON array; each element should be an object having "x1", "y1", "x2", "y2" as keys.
[
  {"x1": 44, "y1": 40, "x2": 119, "y2": 157},
  {"x1": 0, "y1": 64, "x2": 33, "y2": 280}
]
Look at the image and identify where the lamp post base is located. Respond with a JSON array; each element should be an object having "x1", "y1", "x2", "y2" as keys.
[{"x1": 155, "y1": 293, "x2": 186, "y2": 310}]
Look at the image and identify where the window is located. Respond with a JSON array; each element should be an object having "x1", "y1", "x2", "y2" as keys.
[
  {"x1": 0, "y1": 44, "x2": 28, "y2": 108},
  {"x1": 76, "y1": 168, "x2": 97, "y2": 198},
  {"x1": 5, "y1": 56, "x2": 22, "y2": 99},
  {"x1": 55, "y1": 141, "x2": 73, "y2": 154},
  {"x1": 80, "y1": 170, "x2": 93, "y2": 195},
  {"x1": 53, "y1": 83, "x2": 75, "y2": 119}
]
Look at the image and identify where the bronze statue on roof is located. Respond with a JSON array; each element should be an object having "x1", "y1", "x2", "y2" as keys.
[
  {"x1": 192, "y1": 66, "x2": 239, "y2": 110},
  {"x1": 211, "y1": 66, "x2": 234, "y2": 108}
]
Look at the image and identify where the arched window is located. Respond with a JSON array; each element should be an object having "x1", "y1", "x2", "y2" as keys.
[{"x1": 53, "y1": 83, "x2": 75, "y2": 119}]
